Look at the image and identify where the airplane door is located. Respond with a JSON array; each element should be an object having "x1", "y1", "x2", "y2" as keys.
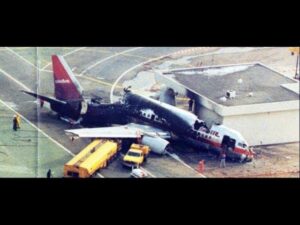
[{"x1": 221, "y1": 135, "x2": 236, "y2": 149}]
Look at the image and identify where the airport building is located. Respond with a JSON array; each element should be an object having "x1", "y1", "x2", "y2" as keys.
[{"x1": 158, "y1": 63, "x2": 299, "y2": 146}]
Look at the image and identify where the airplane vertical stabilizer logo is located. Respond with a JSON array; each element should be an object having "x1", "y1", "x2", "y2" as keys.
[{"x1": 55, "y1": 79, "x2": 71, "y2": 84}]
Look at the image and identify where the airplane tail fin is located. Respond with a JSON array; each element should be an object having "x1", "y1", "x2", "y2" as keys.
[{"x1": 52, "y1": 55, "x2": 83, "y2": 101}]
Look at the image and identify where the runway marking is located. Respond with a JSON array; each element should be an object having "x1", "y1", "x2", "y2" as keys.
[
  {"x1": 73, "y1": 48, "x2": 121, "y2": 54},
  {"x1": 0, "y1": 67, "x2": 105, "y2": 178},
  {"x1": 63, "y1": 47, "x2": 87, "y2": 57},
  {"x1": 40, "y1": 69, "x2": 53, "y2": 73},
  {"x1": 41, "y1": 47, "x2": 87, "y2": 70},
  {"x1": 79, "y1": 47, "x2": 143, "y2": 76},
  {"x1": 77, "y1": 74, "x2": 168, "y2": 98},
  {"x1": 0, "y1": 68, "x2": 31, "y2": 91},
  {"x1": 77, "y1": 75, "x2": 123, "y2": 89},
  {"x1": 5, "y1": 47, "x2": 39, "y2": 70},
  {"x1": 40, "y1": 69, "x2": 124, "y2": 90},
  {"x1": 120, "y1": 53, "x2": 151, "y2": 60},
  {"x1": 166, "y1": 151, "x2": 206, "y2": 178}
]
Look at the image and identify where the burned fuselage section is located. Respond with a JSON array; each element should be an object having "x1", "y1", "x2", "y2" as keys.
[
  {"x1": 80, "y1": 101, "x2": 128, "y2": 126},
  {"x1": 122, "y1": 91, "x2": 208, "y2": 138}
]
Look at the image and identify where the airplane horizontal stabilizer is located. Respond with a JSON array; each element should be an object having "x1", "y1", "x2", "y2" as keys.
[{"x1": 21, "y1": 90, "x2": 67, "y2": 106}]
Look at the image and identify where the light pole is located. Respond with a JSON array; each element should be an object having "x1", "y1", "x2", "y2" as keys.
[{"x1": 290, "y1": 47, "x2": 300, "y2": 79}]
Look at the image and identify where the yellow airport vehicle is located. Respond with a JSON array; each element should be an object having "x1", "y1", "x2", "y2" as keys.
[
  {"x1": 122, "y1": 143, "x2": 150, "y2": 168},
  {"x1": 64, "y1": 139, "x2": 119, "y2": 178}
]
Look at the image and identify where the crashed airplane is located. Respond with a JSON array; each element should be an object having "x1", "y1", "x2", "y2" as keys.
[{"x1": 22, "y1": 55, "x2": 254, "y2": 162}]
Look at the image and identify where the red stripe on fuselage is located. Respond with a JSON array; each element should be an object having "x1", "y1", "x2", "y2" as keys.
[{"x1": 200, "y1": 137, "x2": 252, "y2": 156}]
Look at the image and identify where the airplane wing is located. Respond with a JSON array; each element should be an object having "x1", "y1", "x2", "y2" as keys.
[{"x1": 65, "y1": 123, "x2": 171, "y2": 139}]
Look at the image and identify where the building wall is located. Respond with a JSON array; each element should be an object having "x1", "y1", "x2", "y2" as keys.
[
  {"x1": 222, "y1": 109, "x2": 299, "y2": 146},
  {"x1": 156, "y1": 71, "x2": 299, "y2": 146}
]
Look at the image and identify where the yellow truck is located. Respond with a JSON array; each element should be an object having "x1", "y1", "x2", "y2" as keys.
[
  {"x1": 122, "y1": 143, "x2": 150, "y2": 168},
  {"x1": 64, "y1": 139, "x2": 119, "y2": 178}
]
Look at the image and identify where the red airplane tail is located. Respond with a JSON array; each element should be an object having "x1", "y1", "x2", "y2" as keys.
[{"x1": 52, "y1": 55, "x2": 83, "y2": 101}]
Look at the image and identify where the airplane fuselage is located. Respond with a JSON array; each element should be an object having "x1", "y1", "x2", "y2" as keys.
[{"x1": 123, "y1": 91, "x2": 203, "y2": 137}]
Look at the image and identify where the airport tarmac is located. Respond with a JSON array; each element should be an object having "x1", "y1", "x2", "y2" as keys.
[
  {"x1": 0, "y1": 99, "x2": 72, "y2": 177},
  {"x1": 0, "y1": 47, "x2": 205, "y2": 178},
  {"x1": 0, "y1": 47, "x2": 298, "y2": 178}
]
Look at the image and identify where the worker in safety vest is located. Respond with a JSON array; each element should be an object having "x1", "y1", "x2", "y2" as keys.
[{"x1": 16, "y1": 114, "x2": 21, "y2": 129}]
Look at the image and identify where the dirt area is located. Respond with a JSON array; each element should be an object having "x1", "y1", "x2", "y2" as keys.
[{"x1": 201, "y1": 143, "x2": 299, "y2": 178}]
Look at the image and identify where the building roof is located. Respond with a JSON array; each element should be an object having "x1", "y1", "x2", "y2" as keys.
[{"x1": 164, "y1": 63, "x2": 299, "y2": 107}]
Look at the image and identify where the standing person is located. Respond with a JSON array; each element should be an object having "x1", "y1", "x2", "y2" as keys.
[
  {"x1": 220, "y1": 151, "x2": 226, "y2": 168},
  {"x1": 47, "y1": 169, "x2": 52, "y2": 178},
  {"x1": 13, "y1": 115, "x2": 18, "y2": 131},
  {"x1": 16, "y1": 114, "x2": 21, "y2": 129}
]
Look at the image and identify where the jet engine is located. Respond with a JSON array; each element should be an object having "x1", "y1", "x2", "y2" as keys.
[{"x1": 140, "y1": 136, "x2": 170, "y2": 155}]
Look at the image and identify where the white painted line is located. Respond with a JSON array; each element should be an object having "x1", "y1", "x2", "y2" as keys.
[
  {"x1": 5, "y1": 47, "x2": 39, "y2": 69},
  {"x1": 80, "y1": 47, "x2": 143, "y2": 76},
  {"x1": 0, "y1": 67, "x2": 105, "y2": 178},
  {"x1": 41, "y1": 47, "x2": 87, "y2": 70},
  {"x1": 40, "y1": 69, "x2": 52, "y2": 73},
  {"x1": 0, "y1": 68, "x2": 31, "y2": 91},
  {"x1": 166, "y1": 151, "x2": 206, "y2": 178},
  {"x1": 63, "y1": 47, "x2": 87, "y2": 57}
]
